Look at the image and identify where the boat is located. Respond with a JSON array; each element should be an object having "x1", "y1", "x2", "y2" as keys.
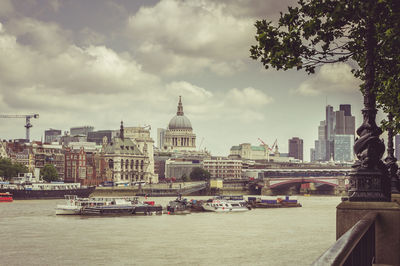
[
  {"x1": 0, "y1": 182, "x2": 95, "y2": 200},
  {"x1": 166, "y1": 197, "x2": 191, "y2": 215},
  {"x1": 202, "y1": 197, "x2": 250, "y2": 212},
  {"x1": 56, "y1": 196, "x2": 163, "y2": 216},
  {"x1": 0, "y1": 192, "x2": 13, "y2": 202},
  {"x1": 81, "y1": 197, "x2": 136, "y2": 215},
  {"x1": 55, "y1": 195, "x2": 82, "y2": 215},
  {"x1": 247, "y1": 196, "x2": 302, "y2": 208}
]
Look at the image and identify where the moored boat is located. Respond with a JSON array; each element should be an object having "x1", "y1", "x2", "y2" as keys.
[
  {"x1": 202, "y1": 197, "x2": 250, "y2": 212},
  {"x1": 166, "y1": 197, "x2": 191, "y2": 215},
  {"x1": 247, "y1": 195, "x2": 302, "y2": 208},
  {"x1": 56, "y1": 196, "x2": 162, "y2": 216},
  {"x1": 0, "y1": 182, "x2": 95, "y2": 200},
  {"x1": 56, "y1": 195, "x2": 82, "y2": 215},
  {"x1": 0, "y1": 192, "x2": 13, "y2": 202}
]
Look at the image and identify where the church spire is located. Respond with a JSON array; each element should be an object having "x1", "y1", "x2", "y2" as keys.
[
  {"x1": 120, "y1": 121, "x2": 124, "y2": 140},
  {"x1": 177, "y1": 96, "x2": 184, "y2": 116}
]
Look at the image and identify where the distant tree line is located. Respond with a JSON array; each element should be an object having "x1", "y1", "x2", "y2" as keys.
[{"x1": 0, "y1": 158, "x2": 28, "y2": 181}]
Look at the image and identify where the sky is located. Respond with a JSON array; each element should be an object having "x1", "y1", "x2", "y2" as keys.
[{"x1": 0, "y1": 0, "x2": 377, "y2": 160}]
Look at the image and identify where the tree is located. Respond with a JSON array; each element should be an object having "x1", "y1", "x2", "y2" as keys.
[
  {"x1": 190, "y1": 167, "x2": 211, "y2": 181},
  {"x1": 250, "y1": 0, "x2": 399, "y2": 201},
  {"x1": 0, "y1": 158, "x2": 28, "y2": 181},
  {"x1": 41, "y1": 164, "x2": 59, "y2": 182},
  {"x1": 181, "y1": 173, "x2": 191, "y2": 182}
]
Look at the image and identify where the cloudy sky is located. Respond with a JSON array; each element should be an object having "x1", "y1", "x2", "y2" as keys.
[{"x1": 0, "y1": 0, "x2": 372, "y2": 160}]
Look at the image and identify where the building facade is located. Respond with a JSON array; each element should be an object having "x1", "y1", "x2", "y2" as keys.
[
  {"x1": 203, "y1": 158, "x2": 242, "y2": 179},
  {"x1": 87, "y1": 130, "x2": 118, "y2": 145},
  {"x1": 312, "y1": 104, "x2": 355, "y2": 162},
  {"x1": 70, "y1": 126, "x2": 94, "y2": 136},
  {"x1": 162, "y1": 97, "x2": 196, "y2": 151},
  {"x1": 44, "y1": 129, "x2": 62, "y2": 143},
  {"x1": 334, "y1": 135, "x2": 355, "y2": 162},
  {"x1": 102, "y1": 122, "x2": 158, "y2": 184},
  {"x1": 288, "y1": 137, "x2": 303, "y2": 161},
  {"x1": 164, "y1": 158, "x2": 202, "y2": 179}
]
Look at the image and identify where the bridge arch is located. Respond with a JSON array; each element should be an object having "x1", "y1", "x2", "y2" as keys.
[{"x1": 269, "y1": 178, "x2": 338, "y2": 189}]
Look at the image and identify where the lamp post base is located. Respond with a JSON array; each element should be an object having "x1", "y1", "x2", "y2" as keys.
[{"x1": 348, "y1": 169, "x2": 390, "y2": 202}]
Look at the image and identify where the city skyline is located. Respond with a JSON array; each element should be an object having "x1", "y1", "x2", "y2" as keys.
[{"x1": 0, "y1": 0, "x2": 386, "y2": 160}]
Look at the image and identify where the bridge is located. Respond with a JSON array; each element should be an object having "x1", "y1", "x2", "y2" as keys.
[{"x1": 245, "y1": 168, "x2": 351, "y2": 195}]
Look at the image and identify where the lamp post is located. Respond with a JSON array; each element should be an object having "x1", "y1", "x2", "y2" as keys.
[
  {"x1": 348, "y1": 14, "x2": 390, "y2": 202},
  {"x1": 385, "y1": 113, "x2": 400, "y2": 194}
]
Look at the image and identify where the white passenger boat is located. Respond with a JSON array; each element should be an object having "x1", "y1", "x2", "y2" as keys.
[
  {"x1": 202, "y1": 198, "x2": 250, "y2": 212},
  {"x1": 56, "y1": 195, "x2": 83, "y2": 215},
  {"x1": 56, "y1": 195, "x2": 163, "y2": 215}
]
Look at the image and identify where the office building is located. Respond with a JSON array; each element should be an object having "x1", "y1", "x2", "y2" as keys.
[
  {"x1": 334, "y1": 135, "x2": 354, "y2": 162},
  {"x1": 44, "y1": 129, "x2": 62, "y2": 143},
  {"x1": 288, "y1": 137, "x2": 303, "y2": 161},
  {"x1": 312, "y1": 104, "x2": 355, "y2": 162},
  {"x1": 70, "y1": 126, "x2": 94, "y2": 136}
]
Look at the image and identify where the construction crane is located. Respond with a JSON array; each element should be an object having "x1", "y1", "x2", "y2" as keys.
[{"x1": 0, "y1": 114, "x2": 39, "y2": 141}]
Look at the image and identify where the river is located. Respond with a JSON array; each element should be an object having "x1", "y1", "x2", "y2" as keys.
[{"x1": 0, "y1": 196, "x2": 341, "y2": 266}]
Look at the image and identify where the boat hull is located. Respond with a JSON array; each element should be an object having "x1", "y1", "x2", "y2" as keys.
[
  {"x1": 0, "y1": 186, "x2": 96, "y2": 200},
  {"x1": 56, "y1": 206, "x2": 82, "y2": 215}
]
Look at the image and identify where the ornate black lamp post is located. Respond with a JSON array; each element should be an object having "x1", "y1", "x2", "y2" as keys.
[
  {"x1": 385, "y1": 113, "x2": 400, "y2": 194},
  {"x1": 348, "y1": 17, "x2": 390, "y2": 202}
]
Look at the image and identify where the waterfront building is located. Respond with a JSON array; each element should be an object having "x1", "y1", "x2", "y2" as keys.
[
  {"x1": 31, "y1": 142, "x2": 65, "y2": 179},
  {"x1": 288, "y1": 137, "x2": 303, "y2": 161},
  {"x1": 87, "y1": 130, "x2": 118, "y2": 145},
  {"x1": 203, "y1": 158, "x2": 242, "y2": 179},
  {"x1": 162, "y1": 97, "x2": 196, "y2": 152},
  {"x1": 5, "y1": 140, "x2": 35, "y2": 171},
  {"x1": 229, "y1": 143, "x2": 295, "y2": 162},
  {"x1": 154, "y1": 149, "x2": 211, "y2": 181},
  {"x1": 102, "y1": 122, "x2": 158, "y2": 184},
  {"x1": 124, "y1": 125, "x2": 156, "y2": 182},
  {"x1": 164, "y1": 158, "x2": 202, "y2": 179},
  {"x1": 44, "y1": 129, "x2": 62, "y2": 143},
  {"x1": 230, "y1": 143, "x2": 270, "y2": 160},
  {"x1": 64, "y1": 142, "x2": 103, "y2": 185},
  {"x1": 334, "y1": 135, "x2": 354, "y2": 162},
  {"x1": 70, "y1": 126, "x2": 94, "y2": 136}
]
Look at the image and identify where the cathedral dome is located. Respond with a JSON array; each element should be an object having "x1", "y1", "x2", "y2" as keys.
[
  {"x1": 168, "y1": 96, "x2": 192, "y2": 130},
  {"x1": 168, "y1": 115, "x2": 192, "y2": 130}
]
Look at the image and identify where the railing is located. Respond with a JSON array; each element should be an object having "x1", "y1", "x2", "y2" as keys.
[{"x1": 312, "y1": 212, "x2": 377, "y2": 266}]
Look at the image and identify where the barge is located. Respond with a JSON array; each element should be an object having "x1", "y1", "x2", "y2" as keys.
[{"x1": 0, "y1": 182, "x2": 95, "y2": 200}]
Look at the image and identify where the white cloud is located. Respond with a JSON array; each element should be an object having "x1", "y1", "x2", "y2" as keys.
[
  {"x1": 127, "y1": 0, "x2": 255, "y2": 76},
  {"x1": 0, "y1": 18, "x2": 273, "y2": 139},
  {"x1": 293, "y1": 63, "x2": 361, "y2": 96}
]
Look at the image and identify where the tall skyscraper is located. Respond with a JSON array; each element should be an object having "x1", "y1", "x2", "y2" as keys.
[
  {"x1": 334, "y1": 135, "x2": 354, "y2": 162},
  {"x1": 313, "y1": 104, "x2": 356, "y2": 162},
  {"x1": 340, "y1": 104, "x2": 351, "y2": 116},
  {"x1": 289, "y1": 137, "x2": 303, "y2": 161},
  {"x1": 334, "y1": 110, "x2": 346, "y2": 134}
]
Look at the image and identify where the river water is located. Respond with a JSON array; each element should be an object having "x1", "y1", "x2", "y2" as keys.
[{"x1": 1, "y1": 196, "x2": 341, "y2": 266}]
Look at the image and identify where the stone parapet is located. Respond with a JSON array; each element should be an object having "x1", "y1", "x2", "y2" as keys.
[{"x1": 337, "y1": 201, "x2": 400, "y2": 265}]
